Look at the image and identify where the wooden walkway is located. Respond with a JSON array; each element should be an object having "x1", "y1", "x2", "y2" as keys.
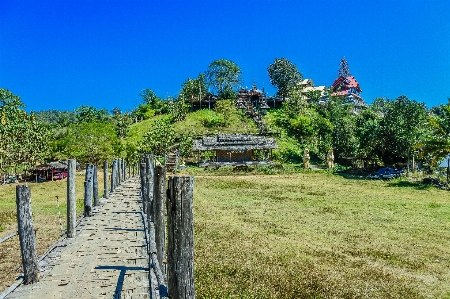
[{"x1": 6, "y1": 177, "x2": 155, "y2": 299}]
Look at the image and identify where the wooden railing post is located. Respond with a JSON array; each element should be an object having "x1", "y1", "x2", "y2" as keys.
[
  {"x1": 111, "y1": 159, "x2": 117, "y2": 192},
  {"x1": 67, "y1": 159, "x2": 76, "y2": 238},
  {"x1": 93, "y1": 165, "x2": 99, "y2": 206},
  {"x1": 16, "y1": 185, "x2": 40, "y2": 284},
  {"x1": 84, "y1": 164, "x2": 94, "y2": 216},
  {"x1": 116, "y1": 159, "x2": 120, "y2": 186},
  {"x1": 154, "y1": 165, "x2": 167, "y2": 273},
  {"x1": 145, "y1": 156, "x2": 155, "y2": 220},
  {"x1": 167, "y1": 176, "x2": 195, "y2": 298},
  {"x1": 119, "y1": 158, "x2": 123, "y2": 184},
  {"x1": 140, "y1": 159, "x2": 147, "y2": 214},
  {"x1": 122, "y1": 158, "x2": 126, "y2": 181},
  {"x1": 103, "y1": 160, "x2": 109, "y2": 199}
]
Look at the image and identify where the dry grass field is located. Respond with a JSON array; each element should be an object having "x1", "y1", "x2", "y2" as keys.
[
  {"x1": 1, "y1": 170, "x2": 449, "y2": 298},
  {"x1": 192, "y1": 172, "x2": 450, "y2": 298},
  {"x1": 0, "y1": 172, "x2": 104, "y2": 293}
]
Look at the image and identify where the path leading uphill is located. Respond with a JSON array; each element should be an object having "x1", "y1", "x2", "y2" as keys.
[{"x1": 6, "y1": 177, "x2": 154, "y2": 299}]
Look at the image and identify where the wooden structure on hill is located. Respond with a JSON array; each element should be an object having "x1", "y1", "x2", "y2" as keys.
[
  {"x1": 190, "y1": 93, "x2": 218, "y2": 110},
  {"x1": 298, "y1": 79, "x2": 327, "y2": 102},
  {"x1": 236, "y1": 84, "x2": 271, "y2": 134},
  {"x1": 330, "y1": 58, "x2": 366, "y2": 107},
  {"x1": 192, "y1": 133, "x2": 278, "y2": 167}
]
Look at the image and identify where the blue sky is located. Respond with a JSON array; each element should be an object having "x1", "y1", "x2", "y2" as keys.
[{"x1": 1, "y1": 0, "x2": 449, "y2": 112}]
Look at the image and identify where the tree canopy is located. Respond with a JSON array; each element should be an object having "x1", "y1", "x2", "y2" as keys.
[
  {"x1": 267, "y1": 58, "x2": 303, "y2": 98},
  {"x1": 0, "y1": 89, "x2": 51, "y2": 171},
  {"x1": 205, "y1": 59, "x2": 242, "y2": 99}
]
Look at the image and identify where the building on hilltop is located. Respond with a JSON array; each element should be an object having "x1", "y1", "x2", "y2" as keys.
[
  {"x1": 298, "y1": 79, "x2": 327, "y2": 102},
  {"x1": 330, "y1": 58, "x2": 366, "y2": 107}
]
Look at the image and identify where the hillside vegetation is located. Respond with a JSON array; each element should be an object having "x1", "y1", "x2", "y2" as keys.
[{"x1": 126, "y1": 108, "x2": 258, "y2": 145}]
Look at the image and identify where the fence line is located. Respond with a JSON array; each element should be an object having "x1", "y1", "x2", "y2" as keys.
[
  {"x1": 0, "y1": 232, "x2": 18, "y2": 245},
  {"x1": 140, "y1": 154, "x2": 195, "y2": 298},
  {"x1": 4, "y1": 157, "x2": 137, "y2": 279},
  {"x1": 1, "y1": 158, "x2": 151, "y2": 298}
]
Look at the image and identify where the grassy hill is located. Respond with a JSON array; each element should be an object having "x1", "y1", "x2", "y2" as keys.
[
  {"x1": 127, "y1": 108, "x2": 258, "y2": 141},
  {"x1": 124, "y1": 106, "x2": 309, "y2": 165}
]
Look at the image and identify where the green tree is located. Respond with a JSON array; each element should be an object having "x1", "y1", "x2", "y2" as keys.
[
  {"x1": 415, "y1": 99, "x2": 450, "y2": 164},
  {"x1": 138, "y1": 118, "x2": 175, "y2": 156},
  {"x1": 170, "y1": 97, "x2": 190, "y2": 122},
  {"x1": 132, "y1": 89, "x2": 169, "y2": 120},
  {"x1": 205, "y1": 59, "x2": 242, "y2": 99},
  {"x1": 33, "y1": 109, "x2": 76, "y2": 126},
  {"x1": 0, "y1": 89, "x2": 51, "y2": 171},
  {"x1": 111, "y1": 109, "x2": 132, "y2": 138},
  {"x1": 375, "y1": 96, "x2": 428, "y2": 165},
  {"x1": 354, "y1": 108, "x2": 381, "y2": 162},
  {"x1": 62, "y1": 122, "x2": 118, "y2": 165},
  {"x1": 178, "y1": 133, "x2": 193, "y2": 159},
  {"x1": 179, "y1": 74, "x2": 207, "y2": 109},
  {"x1": 139, "y1": 89, "x2": 168, "y2": 114},
  {"x1": 124, "y1": 142, "x2": 140, "y2": 165},
  {"x1": 132, "y1": 104, "x2": 155, "y2": 121},
  {"x1": 327, "y1": 97, "x2": 358, "y2": 161},
  {"x1": 75, "y1": 105, "x2": 110, "y2": 123},
  {"x1": 267, "y1": 58, "x2": 303, "y2": 98}
]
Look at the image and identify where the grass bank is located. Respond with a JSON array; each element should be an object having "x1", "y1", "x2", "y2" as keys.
[{"x1": 193, "y1": 173, "x2": 450, "y2": 298}]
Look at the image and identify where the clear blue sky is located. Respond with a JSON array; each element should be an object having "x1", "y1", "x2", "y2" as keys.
[{"x1": 1, "y1": 0, "x2": 449, "y2": 112}]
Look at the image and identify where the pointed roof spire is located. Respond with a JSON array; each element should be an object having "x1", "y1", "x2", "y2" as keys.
[{"x1": 338, "y1": 57, "x2": 351, "y2": 78}]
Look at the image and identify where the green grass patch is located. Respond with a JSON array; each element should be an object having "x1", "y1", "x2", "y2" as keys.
[{"x1": 193, "y1": 173, "x2": 450, "y2": 298}]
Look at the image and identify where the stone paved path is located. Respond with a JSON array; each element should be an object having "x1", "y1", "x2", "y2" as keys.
[{"x1": 6, "y1": 177, "x2": 152, "y2": 299}]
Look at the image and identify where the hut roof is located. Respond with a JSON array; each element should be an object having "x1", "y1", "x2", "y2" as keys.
[
  {"x1": 28, "y1": 160, "x2": 73, "y2": 171},
  {"x1": 193, "y1": 134, "x2": 278, "y2": 151}
]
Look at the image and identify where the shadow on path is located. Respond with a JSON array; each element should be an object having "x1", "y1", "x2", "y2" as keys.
[{"x1": 94, "y1": 265, "x2": 149, "y2": 299}]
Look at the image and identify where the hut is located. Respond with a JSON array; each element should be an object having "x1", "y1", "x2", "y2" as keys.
[
  {"x1": 28, "y1": 160, "x2": 78, "y2": 182},
  {"x1": 192, "y1": 133, "x2": 278, "y2": 168}
]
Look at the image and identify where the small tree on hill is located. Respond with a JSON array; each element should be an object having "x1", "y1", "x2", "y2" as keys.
[
  {"x1": 267, "y1": 58, "x2": 303, "y2": 98},
  {"x1": 205, "y1": 59, "x2": 242, "y2": 99}
]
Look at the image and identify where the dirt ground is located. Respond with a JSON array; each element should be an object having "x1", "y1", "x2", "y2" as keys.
[{"x1": 0, "y1": 215, "x2": 61, "y2": 293}]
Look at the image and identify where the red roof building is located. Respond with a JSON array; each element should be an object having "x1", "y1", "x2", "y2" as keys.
[{"x1": 330, "y1": 58, "x2": 366, "y2": 106}]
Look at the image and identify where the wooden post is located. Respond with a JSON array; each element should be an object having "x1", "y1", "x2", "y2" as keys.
[
  {"x1": 167, "y1": 176, "x2": 195, "y2": 298},
  {"x1": 140, "y1": 159, "x2": 147, "y2": 214},
  {"x1": 146, "y1": 156, "x2": 155, "y2": 221},
  {"x1": 111, "y1": 159, "x2": 117, "y2": 192},
  {"x1": 67, "y1": 159, "x2": 76, "y2": 238},
  {"x1": 123, "y1": 158, "x2": 126, "y2": 180},
  {"x1": 84, "y1": 164, "x2": 94, "y2": 217},
  {"x1": 104, "y1": 160, "x2": 109, "y2": 199},
  {"x1": 93, "y1": 165, "x2": 99, "y2": 206},
  {"x1": 119, "y1": 159, "x2": 123, "y2": 184},
  {"x1": 154, "y1": 165, "x2": 166, "y2": 272},
  {"x1": 116, "y1": 159, "x2": 120, "y2": 186},
  {"x1": 117, "y1": 159, "x2": 121, "y2": 184},
  {"x1": 16, "y1": 185, "x2": 40, "y2": 284}
]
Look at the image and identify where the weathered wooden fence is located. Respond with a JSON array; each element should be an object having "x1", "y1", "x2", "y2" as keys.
[
  {"x1": 140, "y1": 154, "x2": 195, "y2": 299},
  {"x1": 3, "y1": 156, "x2": 195, "y2": 298},
  {"x1": 4, "y1": 158, "x2": 138, "y2": 290}
]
